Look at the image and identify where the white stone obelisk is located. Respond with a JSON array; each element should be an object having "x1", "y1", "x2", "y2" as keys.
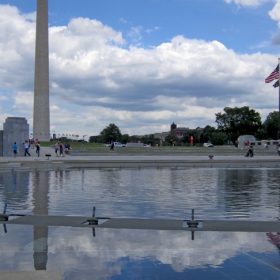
[{"x1": 33, "y1": 0, "x2": 50, "y2": 141}]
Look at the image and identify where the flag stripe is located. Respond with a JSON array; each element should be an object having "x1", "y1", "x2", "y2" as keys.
[{"x1": 265, "y1": 65, "x2": 279, "y2": 83}]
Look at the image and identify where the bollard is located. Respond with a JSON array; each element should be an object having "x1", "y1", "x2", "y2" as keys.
[
  {"x1": 87, "y1": 206, "x2": 98, "y2": 225},
  {"x1": 187, "y1": 209, "x2": 199, "y2": 228}
]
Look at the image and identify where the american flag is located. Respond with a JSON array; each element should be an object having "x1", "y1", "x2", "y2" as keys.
[
  {"x1": 273, "y1": 80, "x2": 279, "y2": 88},
  {"x1": 265, "y1": 65, "x2": 279, "y2": 83}
]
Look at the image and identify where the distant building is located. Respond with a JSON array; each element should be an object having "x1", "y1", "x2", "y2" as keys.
[
  {"x1": 170, "y1": 127, "x2": 190, "y2": 138},
  {"x1": 133, "y1": 123, "x2": 204, "y2": 141},
  {"x1": 170, "y1": 122, "x2": 177, "y2": 131},
  {"x1": 154, "y1": 132, "x2": 170, "y2": 141},
  {"x1": 169, "y1": 124, "x2": 204, "y2": 139}
]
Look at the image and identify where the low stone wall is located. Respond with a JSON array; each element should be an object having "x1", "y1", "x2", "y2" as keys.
[
  {"x1": 0, "y1": 157, "x2": 279, "y2": 171},
  {"x1": 250, "y1": 140, "x2": 280, "y2": 150}
]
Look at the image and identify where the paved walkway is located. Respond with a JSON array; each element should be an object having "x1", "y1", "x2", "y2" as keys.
[
  {"x1": 1, "y1": 146, "x2": 279, "y2": 160},
  {"x1": 0, "y1": 146, "x2": 280, "y2": 170}
]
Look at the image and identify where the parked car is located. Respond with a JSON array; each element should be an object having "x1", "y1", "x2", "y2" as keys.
[
  {"x1": 104, "y1": 142, "x2": 126, "y2": 147},
  {"x1": 143, "y1": 144, "x2": 151, "y2": 147},
  {"x1": 203, "y1": 143, "x2": 214, "y2": 147}
]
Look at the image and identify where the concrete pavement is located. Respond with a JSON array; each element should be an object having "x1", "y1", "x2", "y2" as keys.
[{"x1": 0, "y1": 146, "x2": 280, "y2": 171}]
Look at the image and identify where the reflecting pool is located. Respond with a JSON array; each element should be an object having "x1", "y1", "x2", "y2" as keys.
[{"x1": 0, "y1": 168, "x2": 280, "y2": 279}]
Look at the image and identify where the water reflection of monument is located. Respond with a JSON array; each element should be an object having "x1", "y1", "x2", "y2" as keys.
[{"x1": 32, "y1": 171, "x2": 50, "y2": 270}]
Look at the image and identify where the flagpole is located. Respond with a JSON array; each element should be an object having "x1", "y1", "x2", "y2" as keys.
[{"x1": 279, "y1": 58, "x2": 280, "y2": 140}]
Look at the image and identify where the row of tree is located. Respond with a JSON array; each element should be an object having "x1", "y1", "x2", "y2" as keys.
[
  {"x1": 215, "y1": 107, "x2": 280, "y2": 145},
  {"x1": 89, "y1": 107, "x2": 280, "y2": 146}
]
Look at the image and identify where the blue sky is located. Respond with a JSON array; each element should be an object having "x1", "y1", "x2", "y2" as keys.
[
  {"x1": 0, "y1": 0, "x2": 280, "y2": 137},
  {"x1": 7, "y1": 0, "x2": 278, "y2": 53}
]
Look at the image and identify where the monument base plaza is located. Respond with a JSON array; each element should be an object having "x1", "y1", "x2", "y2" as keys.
[{"x1": 0, "y1": 146, "x2": 279, "y2": 171}]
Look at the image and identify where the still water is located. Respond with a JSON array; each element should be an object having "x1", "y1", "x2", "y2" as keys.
[{"x1": 0, "y1": 168, "x2": 280, "y2": 279}]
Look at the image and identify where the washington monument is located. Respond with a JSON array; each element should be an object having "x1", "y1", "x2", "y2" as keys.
[{"x1": 33, "y1": 0, "x2": 50, "y2": 141}]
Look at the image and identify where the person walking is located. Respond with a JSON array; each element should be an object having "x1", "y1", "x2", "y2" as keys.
[
  {"x1": 110, "y1": 141, "x2": 114, "y2": 152},
  {"x1": 64, "y1": 143, "x2": 69, "y2": 154},
  {"x1": 34, "y1": 139, "x2": 38, "y2": 147},
  {"x1": 23, "y1": 140, "x2": 31, "y2": 156},
  {"x1": 54, "y1": 141, "x2": 59, "y2": 157},
  {"x1": 59, "y1": 142, "x2": 65, "y2": 157},
  {"x1": 36, "y1": 141, "x2": 40, "y2": 157},
  {"x1": 12, "y1": 142, "x2": 17, "y2": 158}
]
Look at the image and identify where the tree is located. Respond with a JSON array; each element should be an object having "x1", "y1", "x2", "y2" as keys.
[
  {"x1": 164, "y1": 135, "x2": 180, "y2": 146},
  {"x1": 89, "y1": 135, "x2": 102, "y2": 143},
  {"x1": 215, "y1": 106, "x2": 261, "y2": 144},
  {"x1": 182, "y1": 130, "x2": 201, "y2": 144},
  {"x1": 200, "y1": 125, "x2": 216, "y2": 143},
  {"x1": 254, "y1": 127, "x2": 266, "y2": 141},
  {"x1": 121, "y1": 134, "x2": 130, "y2": 144},
  {"x1": 263, "y1": 111, "x2": 280, "y2": 140},
  {"x1": 99, "y1": 123, "x2": 122, "y2": 143},
  {"x1": 211, "y1": 132, "x2": 228, "y2": 145}
]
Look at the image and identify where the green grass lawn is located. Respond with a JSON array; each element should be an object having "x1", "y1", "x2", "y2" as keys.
[
  {"x1": 39, "y1": 141, "x2": 104, "y2": 148},
  {"x1": 37, "y1": 141, "x2": 274, "y2": 156}
]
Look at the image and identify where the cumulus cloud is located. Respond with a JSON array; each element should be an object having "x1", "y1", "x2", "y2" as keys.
[
  {"x1": 269, "y1": 1, "x2": 280, "y2": 24},
  {"x1": 0, "y1": 4, "x2": 279, "y2": 135},
  {"x1": 267, "y1": 0, "x2": 280, "y2": 46},
  {"x1": 146, "y1": 26, "x2": 160, "y2": 34},
  {"x1": 224, "y1": 0, "x2": 270, "y2": 6}
]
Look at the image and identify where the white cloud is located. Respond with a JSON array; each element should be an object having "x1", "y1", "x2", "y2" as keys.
[
  {"x1": 44, "y1": 227, "x2": 276, "y2": 278},
  {"x1": 267, "y1": 1, "x2": 280, "y2": 45},
  {"x1": 0, "y1": 4, "x2": 279, "y2": 136},
  {"x1": 127, "y1": 26, "x2": 143, "y2": 43},
  {"x1": 269, "y1": 1, "x2": 280, "y2": 25},
  {"x1": 0, "y1": 95, "x2": 8, "y2": 101},
  {"x1": 146, "y1": 26, "x2": 160, "y2": 34},
  {"x1": 224, "y1": 0, "x2": 270, "y2": 7}
]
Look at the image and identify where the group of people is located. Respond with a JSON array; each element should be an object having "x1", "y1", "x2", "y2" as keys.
[
  {"x1": 54, "y1": 141, "x2": 70, "y2": 157},
  {"x1": 12, "y1": 139, "x2": 41, "y2": 157},
  {"x1": 245, "y1": 141, "x2": 280, "y2": 157},
  {"x1": 12, "y1": 139, "x2": 72, "y2": 158}
]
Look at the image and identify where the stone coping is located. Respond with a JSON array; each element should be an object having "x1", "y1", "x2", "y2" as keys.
[
  {"x1": 0, "y1": 156, "x2": 279, "y2": 171},
  {"x1": 0, "y1": 271, "x2": 62, "y2": 280}
]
